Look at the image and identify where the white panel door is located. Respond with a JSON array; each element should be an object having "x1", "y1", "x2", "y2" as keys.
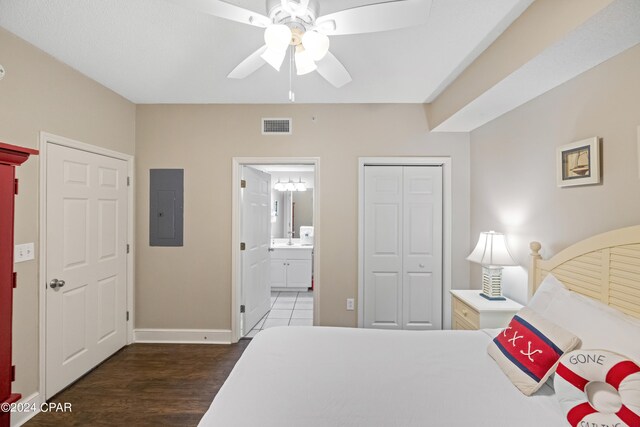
[
  {"x1": 46, "y1": 143, "x2": 127, "y2": 398},
  {"x1": 363, "y1": 165, "x2": 443, "y2": 330},
  {"x1": 402, "y1": 166, "x2": 443, "y2": 330},
  {"x1": 241, "y1": 166, "x2": 271, "y2": 336},
  {"x1": 363, "y1": 166, "x2": 403, "y2": 329}
]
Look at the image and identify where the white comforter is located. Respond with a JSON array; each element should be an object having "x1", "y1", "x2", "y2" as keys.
[{"x1": 199, "y1": 326, "x2": 565, "y2": 426}]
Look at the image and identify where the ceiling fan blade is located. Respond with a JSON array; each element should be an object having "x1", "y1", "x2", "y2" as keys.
[
  {"x1": 316, "y1": 52, "x2": 352, "y2": 88},
  {"x1": 228, "y1": 45, "x2": 268, "y2": 79},
  {"x1": 167, "y1": 0, "x2": 271, "y2": 28},
  {"x1": 315, "y1": 0, "x2": 432, "y2": 36}
]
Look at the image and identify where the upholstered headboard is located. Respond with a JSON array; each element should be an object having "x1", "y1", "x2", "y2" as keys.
[{"x1": 529, "y1": 225, "x2": 640, "y2": 320}]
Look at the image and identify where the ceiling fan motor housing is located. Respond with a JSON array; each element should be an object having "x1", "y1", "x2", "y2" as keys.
[{"x1": 266, "y1": 0, "x2": 319, "y2": 31}]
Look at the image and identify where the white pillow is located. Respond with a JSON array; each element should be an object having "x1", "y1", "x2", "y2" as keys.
[
  {"x1": 527, "y1": 273, "x2": 570, "y2": 314},
  {"x1": 540, "y1": 283, "x2": 640, "y2": 363},
  {"x1": 527, "y1": 274, "x2": 571, "y2": 391}
]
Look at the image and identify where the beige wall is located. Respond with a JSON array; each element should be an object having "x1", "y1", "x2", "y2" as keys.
[
  {"x1": 0, "y1": 28, "x2": 135, "y2": 397},
  {"x1": 469, "y1": 44, "x2": 640, "y2": 303},
  {"x1": 135, "y1": 104, "x2": 470, "y2": 330}
]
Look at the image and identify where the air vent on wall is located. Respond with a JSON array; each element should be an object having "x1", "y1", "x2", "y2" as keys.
[{"x1": 262, "y1": 118, "x2": 292, "y2": 135}]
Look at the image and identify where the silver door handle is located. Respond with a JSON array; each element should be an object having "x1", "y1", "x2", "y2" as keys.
[
  {"x1": 419, "y1": 263, "x2": 425, "y2": 268},
  {"x1": 50, "y1": 279, "x2": 65, "y2": 289}
]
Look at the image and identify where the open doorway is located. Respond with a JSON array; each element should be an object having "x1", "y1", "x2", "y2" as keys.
[{"x1": 231, "y1": 158, "x2": 320, "y2": 342}]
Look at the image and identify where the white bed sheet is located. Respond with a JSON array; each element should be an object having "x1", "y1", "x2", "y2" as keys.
[{"x1": 199, "y1": 326, "x2": 565, "y2": 426}]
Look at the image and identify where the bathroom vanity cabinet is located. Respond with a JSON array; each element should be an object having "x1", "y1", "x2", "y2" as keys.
[{"x1": 270, "y1": 247, "x2": 312, "y2": 291}]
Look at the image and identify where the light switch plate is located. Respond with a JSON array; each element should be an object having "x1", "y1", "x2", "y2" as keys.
[{"x1": 15, "y1": 242, "x2": 35, "y2": 263}]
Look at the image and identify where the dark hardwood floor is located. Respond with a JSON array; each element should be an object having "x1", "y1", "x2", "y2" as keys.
[{"x1": 26, "y1": 341, "x2": 250, "y2": 427}]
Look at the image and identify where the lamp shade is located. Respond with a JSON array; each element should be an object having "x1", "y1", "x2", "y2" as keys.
[
  {"x1": 295, "y1": 46, "x2": 317, "y2": 75},
  {"x1": 261, "y1": 47, "x2": 287, "y2": 71},
  {"x1": 263, "y1": 24, "x2": 292, "y2": 51},
  {"x1": 301, "y1": 30, "x2": 330, "y2": 61},
  {"x1": 467, "y1": 231, "x2": 516, "y2": 267}
]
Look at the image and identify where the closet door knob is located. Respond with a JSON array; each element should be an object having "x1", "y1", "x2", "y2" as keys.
[{"x1": 50, "y1": 279, "x2": 65, "y2": 289}]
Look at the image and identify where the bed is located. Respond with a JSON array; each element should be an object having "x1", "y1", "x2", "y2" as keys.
[{"x1": 200, "y1": 225, "x2": 640, "y2": 426}]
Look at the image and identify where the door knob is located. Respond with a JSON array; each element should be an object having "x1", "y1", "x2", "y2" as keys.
[
  {"x1": 50, "y1": 279, "x2": 65, "y2": 289},
  {"x1": 419, "y1": 263, "x2": 425, "y2": 268}
]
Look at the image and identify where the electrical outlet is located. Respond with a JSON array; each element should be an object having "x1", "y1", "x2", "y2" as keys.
[
  {"x1": 346, "y1": 298, "x2": 355, "y2": 311},
  {"x1": 14, "y1": 242, "x2": 35, "y2": 263}
]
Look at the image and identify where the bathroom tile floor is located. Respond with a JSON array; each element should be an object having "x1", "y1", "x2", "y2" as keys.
[{"x1": 245, "y1": 291, "x2": 313, "y2": 337}]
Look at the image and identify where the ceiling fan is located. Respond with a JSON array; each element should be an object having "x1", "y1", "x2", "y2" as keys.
[{"x1": 170, "y1": 0, "x2": 433, "y2": 88}]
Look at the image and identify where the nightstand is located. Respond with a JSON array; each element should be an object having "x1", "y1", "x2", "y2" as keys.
[{"x1": 450, "y1": 289, "x2": 523, "y2": 330}]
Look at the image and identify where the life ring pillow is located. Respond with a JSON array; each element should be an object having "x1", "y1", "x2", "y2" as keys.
[{"x1": 554, "y1": 349, "x2": 640, "y2": 427}]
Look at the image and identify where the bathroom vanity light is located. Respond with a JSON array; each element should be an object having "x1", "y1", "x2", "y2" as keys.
[
  {"x1": 294, "y1": 177, "x2": 307, "y2": 191},
  {"x1": 274, "y1": 177, "x2": 307, "y2": 192}
]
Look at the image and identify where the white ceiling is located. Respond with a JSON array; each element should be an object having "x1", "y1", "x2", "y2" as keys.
[
  {"x1": 434, "y1": 0, "x2": 640, "y2": 132},
  {"x1": 0, "y1": 0, "x2": 532, "y2": 104}
]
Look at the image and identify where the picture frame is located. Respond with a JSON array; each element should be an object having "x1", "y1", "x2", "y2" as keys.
[{"x1": 556, "y1": 137, "x2": 600, "y2": 187}]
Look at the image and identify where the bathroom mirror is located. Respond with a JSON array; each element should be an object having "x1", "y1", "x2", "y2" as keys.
[
  {"x1": 292, "y1": 190, "x2": 313, "y2": 234},
  {"x1": 270, "y1": 189, "x2": 313, "y2": 238}
]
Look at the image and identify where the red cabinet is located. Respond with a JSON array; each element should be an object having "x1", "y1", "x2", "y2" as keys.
[{"x1": 0, "y1": 142, "x2": 37, "y2": 427}]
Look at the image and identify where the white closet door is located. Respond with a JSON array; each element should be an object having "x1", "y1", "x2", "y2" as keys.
[
  {"x1": 363, "y1": 166, "x2": 403, "y2": 329},
  {"x1": 363, "y1": 165, "x2": 443, "y2": 330},
  {"x1": 402, "y1": 166, "x2": 442, "y2": 330}
]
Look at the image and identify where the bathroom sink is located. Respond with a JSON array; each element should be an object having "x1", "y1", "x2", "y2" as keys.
[
  {"x1": 271, "y1": 240, "x2": 313, "y2": 249},
  {"x1": 272, "y1": 243, "x2": 312, "y2": 249}
]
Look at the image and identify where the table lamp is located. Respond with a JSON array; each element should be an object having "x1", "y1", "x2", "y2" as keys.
[{"x1": 467, "y1": 231, "x2": 517, "y2": 300}]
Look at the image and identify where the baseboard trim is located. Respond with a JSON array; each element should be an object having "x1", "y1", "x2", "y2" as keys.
[
  {"x1": 134, "y1": 328, "x2": 232, "y2": 344},
  {"x1": 11, "y1": 392, "x2": 43, "y2": 427}
]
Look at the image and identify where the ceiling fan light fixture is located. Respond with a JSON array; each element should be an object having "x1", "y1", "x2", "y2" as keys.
[
  {"x1": 294, "y1": 46, "x2": 317, "y2": 75},
  {"x1": 263, "y1": 24, "x2": 292, "y2": 51},
  {"x1": 301, "y1": 30, "x2": 329, "y2": 61},
  {"x1": 261, "y1": 47, "x2": 287, "y2": 71}
]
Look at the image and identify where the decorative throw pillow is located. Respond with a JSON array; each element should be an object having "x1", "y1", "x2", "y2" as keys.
[
  {"x1": 555, "y1": 349, "x2": 640, "y2": 427},
  {"x1": 488, "y1": 307, "x2": 581, "y2": 395}
]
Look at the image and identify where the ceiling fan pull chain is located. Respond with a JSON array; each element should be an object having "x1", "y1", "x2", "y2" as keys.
[{"x1": 288, "y1": 45, "x2": 295, "y2": 102}]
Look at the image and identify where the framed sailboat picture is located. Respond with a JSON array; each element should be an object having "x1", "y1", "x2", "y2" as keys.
[{"x1": 557, "y1": 137, "x2": 600, "y2": 187}]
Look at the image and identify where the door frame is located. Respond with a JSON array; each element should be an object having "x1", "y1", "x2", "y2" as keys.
[
  {"x1": 38, "y1": 132, "x2": 135, "y2": 400},
  {"x1": 357, "y1": 157, "x2": 452, "y2": 329},
  {"x1": 231, "y1": 157, "x2": 320, "y2": 342}
]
